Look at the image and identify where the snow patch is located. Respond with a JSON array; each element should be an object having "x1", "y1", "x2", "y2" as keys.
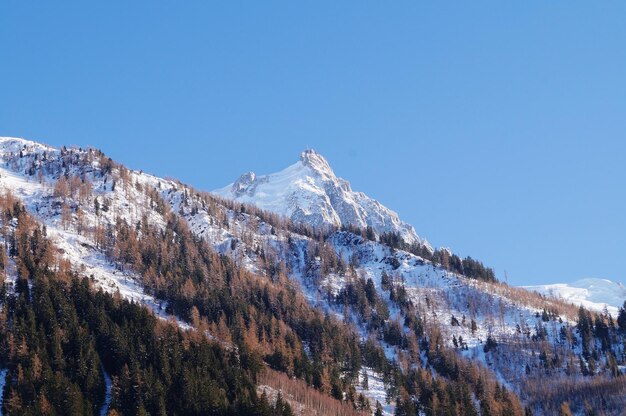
[
  {"x1": 100, "y1": 367, "x2": 112, "y2": 416},
  {"x1": 0, "y1": 368, "x2": 6, "y2": 416},
  {"x1": 356, "y1": 368, "x2": 395, "y2": 416}
]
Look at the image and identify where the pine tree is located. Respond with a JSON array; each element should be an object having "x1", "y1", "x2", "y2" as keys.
[{"x1": 617, "y1": 301, "x2": 626, "y2": 333}]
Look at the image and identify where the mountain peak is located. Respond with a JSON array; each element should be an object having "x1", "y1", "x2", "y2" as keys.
[
  {"x1": 231, "y1": 171, "x2": 257, "y2": 196},
  {"x1": 300, "y1": 149, "x2": 335, "y2": 178},
  {"x1": 214, "y1": 150, "x2": 425, "y2": 246}
]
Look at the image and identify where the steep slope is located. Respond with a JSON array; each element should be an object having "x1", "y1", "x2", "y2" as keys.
[
  {"x1": 0, "y1": 137, "x2": 188, "y2": 326},
  {"x1": 214, "y1": 149, "x2": 426, "y2": 247},
  {"x1": 0, "y1": 137, "x2": 367, "y2": 415},
  {"x1": 1, "y1": 136, "x2": 625, "y2": 415},
  {"x1": 524, "y1": 278, "x2": 626, "y2": 316},
  {"x1": 211, "y1": 148, "x2": 626, "y2": 414}
]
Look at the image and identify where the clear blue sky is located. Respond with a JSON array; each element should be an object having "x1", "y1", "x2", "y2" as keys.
[{"x1": 1, "y1": 2, "x2": 625, "y2": 286}]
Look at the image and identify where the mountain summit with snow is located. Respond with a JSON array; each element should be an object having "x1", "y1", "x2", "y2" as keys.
[{"x1": 214, "y1": 149, "x2": 426, "y2": 247}]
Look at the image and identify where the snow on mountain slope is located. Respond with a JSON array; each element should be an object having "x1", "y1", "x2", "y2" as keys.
[
  {"x1": 190, "y1": 146, "x2": 626, "y2": 408},
  {"x1": 0, "y1": 137, "x2": 187, "y2": 327},
  {"x1": 2, "y1": 136, "x2": 624, "y2": 412},
  {"x1": 524, "y1": 278, "x2": 626, "y2": 316},
  {"x1": 213, "y1": 149, "x2": 426, "y2": 247},
  {"x1": 172, "y1": 184, "x2": 605, "y2": 408}
]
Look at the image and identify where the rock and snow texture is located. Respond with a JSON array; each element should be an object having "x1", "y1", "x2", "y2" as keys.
[
  {"x1": 524, "y1": 278, "x2": 626, "y2": 316},
  {"x1": 213, "y1": 149, "x2": 426, "y2": 247}
]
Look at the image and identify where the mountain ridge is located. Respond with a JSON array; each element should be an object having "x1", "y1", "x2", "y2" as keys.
[{"x1": 0, "y1": 136, "x2": 625, "y2": 414}]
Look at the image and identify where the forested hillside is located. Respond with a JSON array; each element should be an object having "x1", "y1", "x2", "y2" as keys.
[{"x1": 0, "y1": 137, "x2": 624, "y2": 415}]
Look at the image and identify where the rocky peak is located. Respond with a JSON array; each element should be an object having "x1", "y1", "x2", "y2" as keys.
[
  {"x1": 231, "y1": 171, "x2": 256, "y2": 196},
  {"x1": 214, "y1": 150, "x2": 425, "y2": 247},
  {"x1": 300, "y1": 149, "x2": 335, "y2": 179}
]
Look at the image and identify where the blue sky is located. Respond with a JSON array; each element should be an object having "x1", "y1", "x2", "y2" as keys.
[{"x1": 1, "y1": 2, "x2": 625, "y2": 286}]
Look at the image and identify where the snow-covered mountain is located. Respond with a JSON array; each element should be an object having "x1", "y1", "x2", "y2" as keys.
[
  {"x1": 213, "y1": 149, "x2": 426, "y2": 247},
  {"x1": 1, "y1": 136, "x2": 624, "y2": 414},
  {"x1": 524, "y1": 278, "x2": 626, "y2": 316}
]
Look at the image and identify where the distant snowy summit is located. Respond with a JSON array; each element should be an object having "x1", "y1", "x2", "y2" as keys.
[
  {"x1": 214, "y1": 149, "x2": 427, "y2": 247},
  {"x1": 524, "y1": 278, "x2": 626, "y2": 316}
]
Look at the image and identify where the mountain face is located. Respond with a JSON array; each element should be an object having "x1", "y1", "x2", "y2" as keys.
[
  {"x1": 524, "y1": 278, "x2": 626, "y2": 316},
  {"x1": 0, "y1": 137, "x2": 625, "y2": 415},
  {"x1": 214, "y1": 149, "x2": 426, "y2": 247}
]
